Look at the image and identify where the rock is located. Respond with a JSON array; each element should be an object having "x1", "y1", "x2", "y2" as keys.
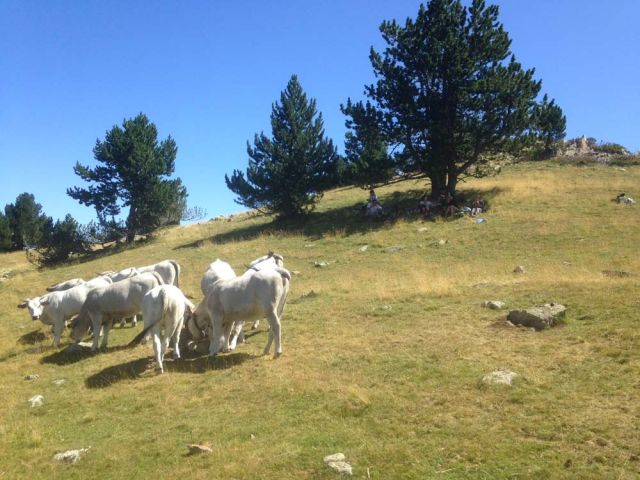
[
  {"x1": 28, "y1": 395, "x2": 44, "y2": 407},
  {"x1": 24, "y1": 374, "x2": 40, "y2": 381},
  {"x1": 324, "y1": 453, "x2": 346, "y2": 463},
  {"x1": 324, "y1": 453, "x2": 352, "y2": 475},
  {"x1": 63, "y1": 342, "x2": 93, "y2": 353},
  {"x1": 417, "y1": 227, "x2": 429, "y2": 232},
  {"x1": 474, "y1": 218, "x2": 487, "y2": 224},
  {"x1": 513, "y1": 265, "x2": 526, "y2": 274},
  {"x1": 305, "y1": 243, "x2": 315, "y2": 248},
  {"x1": 53, "y1": 447, "x2": 91, "y2": 464},
  {"x1": 187, "y1": 444, "x2": 212, "y2": 455},
  {"x1": 359, "y1": 245, "x2": 369, "y2": 252},
  {"x1": 577, "y1": 135, "x2": 589, "y2": 152},
  {"x1": 314, "y1": 261, "x2": 329, "y2": 268},
  {"x1": 291, "y1": 271, "x2": 301, "y2": 276},
  {"x1": 507, "y1": 303, "x2": 567, "y2": 330},
  {"x1": 52, "y1": 379, "x2": 66, "y2": 386},
  {"x1": 250, "y1": 434, "x2": 256, "y2": 440},
  {"x1": 383, "y1": 245, "x2": 403, "y2": 253},
  {"x1": 482, "y1": 369, "x2": 518, "y2": 386},
  {"x1": 482, "y1": 300, "x2": 506, "y2": 310}
]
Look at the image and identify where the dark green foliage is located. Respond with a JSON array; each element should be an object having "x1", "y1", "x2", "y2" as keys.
[
  {"x1": 0, "y1": 214, "x2": 12, "y2": 251},
  {"x1": 593, "y1": 142, "x2": 628, "y2": 155},
  {"x1": 532, "y1": 93, "x2": 566, "y2": 157},
  {"x1": 35, "y1": 214, "x2": 88, "y2": 265},
  {"x1": 67, "y1": 113, "x2": 188, "y2": 242},
  {"x1": 225, "y1": 75, "x2": 340, "y2": 218},
  {"x1": 351, "y1": 0, "x2": 544, "y2": 197},
  {"x1": 4, "y1": 193, "x2": 52, "y2": 249},
  {"x1": 341, "y1": 99, "x2": 395, "y2": 188}
]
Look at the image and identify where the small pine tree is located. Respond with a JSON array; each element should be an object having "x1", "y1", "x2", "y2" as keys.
[
  {"x1": 0, "y1": 213, "x2": 12, "y2": 251},
  {"x1": 67, "y1": 113, "x2": 187, "y2": 242},
  {"x1": 225, "y1": 75, "x2": 339, "y2": 218},
  {"x1": 37, "y1": 214, "x2": 88, "y2": 265},
  {"x1": 532, "y1": 94, "x2": 566, "y2": 156},
  {"x1": 4, "y1": 193, "x2": 51, "y2": 249}
]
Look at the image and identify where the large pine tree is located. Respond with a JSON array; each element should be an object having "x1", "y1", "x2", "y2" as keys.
[
  {"x1": 225, "y1": 75, "x2": 339, "y2": 218},
  {"x1": 67, "y1": 113, "x2": 187, "y2": 242},
  {"x1": 346, "y1": 0, "x2": 557, "y2": 198},
  {"x1": 4, "y1": 193, "x2": 51, "y2": 249}
]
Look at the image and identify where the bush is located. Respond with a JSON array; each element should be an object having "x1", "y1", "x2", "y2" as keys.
[
  {"x1": 33, "y1": 214, "x2": 88, "y2": 266},
  {"x1": 593, "y1": 142, "x2": 628, "y2": 155}
]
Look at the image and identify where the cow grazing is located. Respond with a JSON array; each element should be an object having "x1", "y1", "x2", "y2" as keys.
[
  {"x1": 71, "y1": 272, "x2": 164, "y2": 351},
  {"x1": 137, "y1": 285, "x2": 195, "y2": 373},
  {"x1": 18, "y1": 276, "x2": 113, "y2": 347},
  {"x1": 137, "y1": 260, "x2": 181, "y2": 286},
  {"x1": 206, "y1": 267, "x2": 291, "y2": 358}
]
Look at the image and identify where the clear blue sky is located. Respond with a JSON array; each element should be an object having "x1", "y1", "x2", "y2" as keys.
[{"x1": 1, "y1": 1, "x2": 638, "y2": 225}]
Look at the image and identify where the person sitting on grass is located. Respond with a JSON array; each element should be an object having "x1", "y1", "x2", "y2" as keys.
[
  {"x1": 444, "y1": 191, "x2": 459, "y2": 218},
  {"x1": 364, "y1": 188, "x2": 383, "y2": 217},
  {"x1": 471, "y1": 196, "x2": 485, "y2": 216}
]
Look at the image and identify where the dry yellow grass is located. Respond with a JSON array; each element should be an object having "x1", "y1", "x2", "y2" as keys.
[{"x1": 0, "y1": 161, "x2": 639, "y2": 479}]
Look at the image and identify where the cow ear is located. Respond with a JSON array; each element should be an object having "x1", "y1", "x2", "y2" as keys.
[
  {"x1": 17, "y1": 301, "x2": 28, "y2": 308},
  {"x1": 40, "y1": 298, "x2": 50, "y2": 306}
]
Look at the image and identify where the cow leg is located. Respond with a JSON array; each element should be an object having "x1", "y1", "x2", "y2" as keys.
[
  {"x1": 265, "y1": 310, "x2": 282, "y2": 358},
  {"x1": 208, "y1": 312, "x2": 224, "y2": 356},
  {"x1": 152, "y1": 331, "x2": 164, "y2": 373},
  {"x1": 100, "y1": 319, "x2": 113, "y2": 349},
  {"x1": 251, "y1": 319, "x2": 260, "y2": 330},
  {"x1": 131, "y1": 314, "x2": 137, "y2": 327},
  {"x1": 90, "y1": 313, "x2": 102, "y2": 352},
  {"x1": 172, "y1": 324, "x2": 181, "y2": 360},
  {"x1": 228, "y1": 321, "x2": 244, "y2": 351},
  {"x1": 52, "y1": 316, "x2": 64, "y2": 348}
]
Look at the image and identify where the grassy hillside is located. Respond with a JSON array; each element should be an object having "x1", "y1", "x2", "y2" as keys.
[{"x1": 0, "y1": 161, "x2": 638, "y2": 479}]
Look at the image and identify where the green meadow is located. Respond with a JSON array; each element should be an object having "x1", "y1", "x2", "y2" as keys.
[{"x1": 0, "y1": 161, "x2": 638, "y2": 479}]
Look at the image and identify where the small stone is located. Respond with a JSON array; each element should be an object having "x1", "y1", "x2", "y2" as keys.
[
  {"x1": 24, "y1": 374, "x2": 40, "y2": 381},
  {"x1": 28, "y1": 395, "x2": 44, "y2": 407},
  {"x1": 314, "y1": 261, "x2": 329, "y2": 268},
  {"x1": 52, "y1": 379, "x2": 66, "y2": 386},
  {"x1": 359, "y1": 245, "x2": 369, "y2": 252},
  {"x1": 63, "y1": 342, "x2": 93, "y2": 353},
  {"x1": 602, "y1": 270, "x2": 632, "y2": 278},
  {"x1": 327, "y1": 461, "x2": 353, "y2": 475},
  {"x1": 53, "y1": 447, "x2": 91, "y2": 464},
  {"x1": 383, "y1": 245, "x2": 403, "y2": 253},
  {"x1": 324, "y1": 453, "x2": 346, "y2": 463},
  {"x1": 482, "y1": 301, "x2": 506, "y2": 310},
  {"x1": 513, "y1": 265, "x2": 526, "y2": 274},
  {"x1": 417, "y1": 227, "x2": 428, "y2": 232},
  {"x1": 187, "y1": 444, "x2": 212, "y2": 455},
  {"x1": 474, "y1": 218, "x2": 487, "y2": 224},
  {"x1": 305, "y1": 243, "x2": 315, "y2": 248},
  {"x1": 291, "y1": 271, "x2": 301, "y2": 276},
  {"x1": 438, "y1": 239, "x2": 447, "y2": 246},
  {"x1": 250, "y1": 434, "x2": 256, "y2": 440},
  {"x1": 482, "y1": 370, "x2": 518, "y2": 386}
]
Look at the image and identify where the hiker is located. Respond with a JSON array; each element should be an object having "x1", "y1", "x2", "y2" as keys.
[
  {"x1": 364, "y1": 189, "x2": 383, "y2": 218},
  {"x1": 471, "y1": 196, "x2": 485, "y2": 216}
]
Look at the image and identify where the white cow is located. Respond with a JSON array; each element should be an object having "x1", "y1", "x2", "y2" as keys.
[
  {"x1": 71, "y1": 272, "x2": 164, "y2": 351},
  {"x1": 138, "y1": 285, "x2": 195, "y2": 373},
  {"x1": 18, "y1": 276, "x2": 113, "y2": 347},
  {"x1": 137, "y1": 260, "x2": 181, "y2": 286},
  {"x1": 47, "y1": 278, "x2": 86, "y2": 292},
  {"x1": 244, "y1": 252, "x2": 285, "y2": 332},
  {"x1": 206, "y1": 267, "x2": 291, "y2": 358},
  {"x1": 100, "y1": 267, "x2": 140, "y2": 283}
]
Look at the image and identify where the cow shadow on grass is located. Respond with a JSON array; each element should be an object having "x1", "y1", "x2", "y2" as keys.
[
  {"x1": 40, "y1": 344, "x2": 131, "y2": 366},
  {"x1": 18, "y1": 329, "x2": 48, "y2": 345},
  {"x1": 85, "y1": 351, "x2": 254, "y2": 389},
  {"x1": 174, "y1": 186, "x2": 504, "y2": 248}
]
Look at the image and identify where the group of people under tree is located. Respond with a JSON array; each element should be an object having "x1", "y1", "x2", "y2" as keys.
[{"x1": 364, "y1": 187, "x2": 484, "y2": 220}]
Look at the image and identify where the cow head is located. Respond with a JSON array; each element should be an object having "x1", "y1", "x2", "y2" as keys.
[
  {"x1": 17, "y1": 297, "x2": 49, "y2": 320},
  {"x1": 70, "y1": 313, "x2": 89, "y2": 342}
]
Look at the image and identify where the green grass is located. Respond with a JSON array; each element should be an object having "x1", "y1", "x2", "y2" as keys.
[{"x1": 0, "y1": 161, "x2": 639, "y2": 479}]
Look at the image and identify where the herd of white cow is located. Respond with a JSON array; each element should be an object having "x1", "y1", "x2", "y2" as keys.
[{"x1": 17, "y1": 253, "x2": 291, "y2": 373}]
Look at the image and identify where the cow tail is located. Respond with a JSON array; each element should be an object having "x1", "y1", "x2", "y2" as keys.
[
  {"x1": 169, "y1": 260, "x2": 181, "y2": 287},
  {"x1": 152, "y1": 271, "x2": 165, "y2": 285},
  {"x1": 276, "y1": 268, "x2": 290, "y2": 318}
]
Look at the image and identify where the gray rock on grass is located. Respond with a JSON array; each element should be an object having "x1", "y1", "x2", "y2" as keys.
[
  {"x1": 482, "y1": 369, "x2": 518, "y2": 386},
  {"x1": 507, "y1": 303, "x2": 566, "y2": 330},
  {"x1": 324, "y1": 453, "x2": 353, "y2": 475},
  {"x1": 482, "y1": 300, "x2": 506, "y2": 310},
  {"x1": 53, "y1": 447, "x2": 91, "y2": 464},
  {"x1": 28, "y1": 395, "x2": 44, "y2": 407}
]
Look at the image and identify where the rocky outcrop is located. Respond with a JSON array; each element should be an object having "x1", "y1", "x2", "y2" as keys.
[{"x1": 507, "y1": 303, "x2": 566, "y2": 330}]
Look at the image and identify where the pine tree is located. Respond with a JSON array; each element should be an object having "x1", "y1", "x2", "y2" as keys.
[
  {"x1": 225, "y1": 75, "x2": 339, "y2": 218},
  {"x1": 4, "y1": 193, "x2": 51, "y2": 249},
  {"x1": 0, "y1": 213, "x2": 12, "y2": 251},
  {"x1": 341, "y1": 99, "x2": 395, "y2": 188},
  {"x1": 37, "y1": 214, "x2": 88, "y2": 265},
  {"x1": 67, "y1": 113, "x2": 187, "y2": 242},
  {"x1": 351, "y1": 0, "x2": 552, "y2": 198},
  {"x1": 533, "y1": 94, "x2": 566, "y2": 155}
]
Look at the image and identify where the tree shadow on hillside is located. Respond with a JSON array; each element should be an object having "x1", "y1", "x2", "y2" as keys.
[
  {"x1": 85, "y1": 351, "x2": 254, "y2": 388},
  {"x1": 174, "y1": 186, "x2": 505, "y2": 248}
]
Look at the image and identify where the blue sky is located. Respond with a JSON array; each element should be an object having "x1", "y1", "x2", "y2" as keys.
[{"x1": 1, "y1": 0, "x2": 638, "y2": 225}]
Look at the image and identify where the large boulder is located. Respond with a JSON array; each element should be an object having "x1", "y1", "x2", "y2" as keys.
[{"x1": 507, "y1": 303, "x2": 566, "y2": 330}]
